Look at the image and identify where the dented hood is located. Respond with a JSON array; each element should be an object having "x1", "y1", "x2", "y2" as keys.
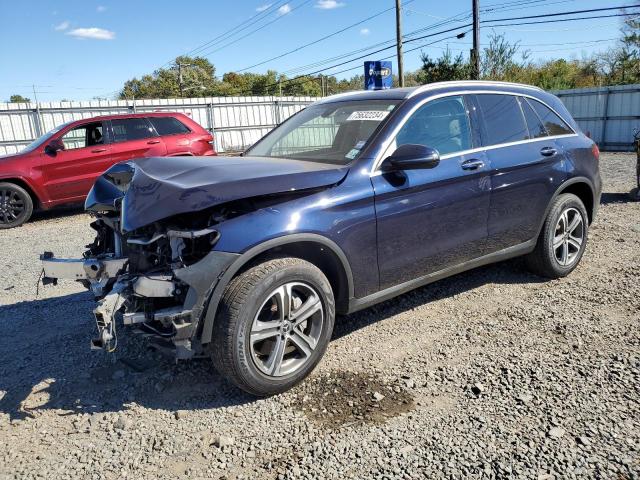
[{"x1": 86, "y1": 156, "x2": 349, "y2": 232}]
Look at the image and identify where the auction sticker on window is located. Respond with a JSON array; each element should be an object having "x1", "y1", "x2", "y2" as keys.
[{"x1": 346, "y1": 111, "x2": 389, "y2": 121}]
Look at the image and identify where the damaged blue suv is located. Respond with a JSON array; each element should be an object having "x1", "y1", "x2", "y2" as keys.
[{"x1": 42, "y1": 81, "x2": 602, "y2": 396}]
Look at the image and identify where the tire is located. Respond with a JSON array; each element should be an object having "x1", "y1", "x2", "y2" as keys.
[
  {"x1": 0, "y1": 182, "x2": 34, "y2": 229},
  {"x1": 211, "y1": 257, "x2": 335, "y2": 396},
  {"x1": 525, "y1": 193, "x2": 589, "y2": 279}
]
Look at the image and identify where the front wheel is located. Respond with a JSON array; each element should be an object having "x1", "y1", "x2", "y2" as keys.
[
  {"x1": 0, "y1": 182, "x2": 34, "y2": 229},
  {"x1": 211, "y1": 257, "x2": 335, "y2": 396},
  {"x1": 525, "y1": 193, "x2": 589, "y2": 278}
]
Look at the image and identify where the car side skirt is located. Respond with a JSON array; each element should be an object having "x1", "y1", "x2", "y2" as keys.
[{"x1": 347, "y1": 239, "x2": 536, "y2": 314}]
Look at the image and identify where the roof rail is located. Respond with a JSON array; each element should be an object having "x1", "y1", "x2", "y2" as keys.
[{"x1": 407, "y1": 80, "x2": 543, "y2": 98}]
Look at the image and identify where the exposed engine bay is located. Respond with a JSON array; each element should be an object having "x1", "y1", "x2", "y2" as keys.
[
  {"x1": 38, "y1": 156, "x2": 348, "y2": 359},
  {"x1": 41, "y1": 204, "x2": 243, "y2": 358}
]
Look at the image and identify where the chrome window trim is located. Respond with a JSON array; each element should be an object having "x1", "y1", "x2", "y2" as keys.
[{"x1": 370, "y1": 89, "x2": 577, "y2": 175}]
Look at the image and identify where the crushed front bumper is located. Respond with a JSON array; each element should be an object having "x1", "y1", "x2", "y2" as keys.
[{"x1": 40, "y1": 250, "x2": 239, "y2": 358}]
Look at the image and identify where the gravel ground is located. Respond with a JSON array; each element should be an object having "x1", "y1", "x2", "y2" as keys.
[{"x1": 0, "y1": 152, "x2": 638, "y2": 480}]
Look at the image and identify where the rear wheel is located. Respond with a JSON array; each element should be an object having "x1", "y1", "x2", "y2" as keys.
[
  {"x1": 525, "y1": 193, "x2": 588, "y2": 278},
  {"x1": 0, "y1": 182, "x2": 33, "y2": 229},
  {"x1": 211, "y1": 257, "x2": 335, "y2": 396}
]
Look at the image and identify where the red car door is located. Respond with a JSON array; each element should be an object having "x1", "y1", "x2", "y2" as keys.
[
  {"x1": 109, "y1": 117, "x2": 167, "y2": 163},
  {"x1": 39, "y1": 120, "x2": 112, "y2": 202},
  {"x1": 147, "y1": 116, "x2": 193, "y2": 155}
]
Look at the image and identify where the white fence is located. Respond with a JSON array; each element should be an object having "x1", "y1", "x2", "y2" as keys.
[
  {"x1": 0, "y1": 96, "x2": 318, "y2": 156},
  {"x1": 3, "y1": 85, "x2": 638, "y2": 156},
  {"x1": 552, "y1": 84, "x2": 640, "y2": 152}
]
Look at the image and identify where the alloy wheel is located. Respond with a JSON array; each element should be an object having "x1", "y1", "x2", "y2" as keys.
[
  {"x1": 250, "y1": 282, "x2": 324, "y2": 377},
  {"x1": 0, "y1": 188, "x2": 26, "y2": 225},
  {"x1": 553, "y1": 207, "x2": 584, "y2": 267}
]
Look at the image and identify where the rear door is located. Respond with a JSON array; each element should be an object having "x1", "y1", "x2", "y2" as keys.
[
  {"x1": 147, "y1": 116, "x2": 194, "y2": 155},
  {"x1": 40, "y1": 120, "x2": 111, "y2": 201},
  {"x1": 109, "y1": 117, "x2": 167, "y2": 163},
  {"x1": 474, "y1": 93, "x2": 569, "y2": 253},
  {"x1": 372, "y1": 95, "x2": 491, "y2": 289}
]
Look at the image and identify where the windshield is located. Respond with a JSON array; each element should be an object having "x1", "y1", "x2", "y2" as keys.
[
  {"x1": 247, "y1": 100, "x2": 400, "y2": 164},
  {"x1": 20, "y1": 122, "x2": 70, "y2": 153}
]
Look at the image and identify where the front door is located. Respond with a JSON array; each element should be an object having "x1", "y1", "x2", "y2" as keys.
[
  {"x1": 40, "y1": 121, "x2": 111, "y2": 202},
  {"x1": 372, "y1": 95, "x2": 491, "y2": 290},
  {"x1": 109, "y1": 117, "x2": 167, "y2": 163}
]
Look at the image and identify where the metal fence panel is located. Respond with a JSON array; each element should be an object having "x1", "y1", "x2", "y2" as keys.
[
  {"x1": 0, "y1": 96, "x2": 317, "y2": 156},
  {"x1": 4, "y1": 85, "x2": 638, "y2": 154},
  {"x1": 552, "y1": 84, "x2": 640, "y2": 151}
]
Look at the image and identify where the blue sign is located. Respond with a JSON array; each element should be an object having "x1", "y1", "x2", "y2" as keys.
[{"x1": 364, "y1": 61, "x2": 393, "y2": 90}]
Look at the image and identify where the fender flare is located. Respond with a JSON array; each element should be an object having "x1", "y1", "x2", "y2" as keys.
[
  {"x1": 199, "y1": 233, "x2": 354, "y2": 344},
  {"x1": 534, "y1": 176, "x2": 597, "y2": 239}
]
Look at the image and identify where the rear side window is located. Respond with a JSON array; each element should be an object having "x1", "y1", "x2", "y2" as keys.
[
  {"x1": 527, "y1": 98, "x2": 573, "y2": 136},
  {"x1": 519, "y1": 97, "x2": 547, "y2": 139},
  {"x1": 111, "y1": 118, "x2": 155, "y2": 142},
  {"x1": 148, "y1": 116, "x2": 191, "y2": 136},
  {"x1": 476, "y1": 94, "x2": 528, "y2": 146}
]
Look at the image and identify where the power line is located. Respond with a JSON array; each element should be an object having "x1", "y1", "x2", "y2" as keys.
[
  {"x1": 197, "y1": 0, "x2": 315, "y2": 58},
  {"x1": 486, "y1": 11, "x2": 640, "y2": 28},
  {"x1": 158, "y1": 0, "x2": 290, "y2": 68},
  {"x1": 235, "y1": 2, "x2": 414, "y2": 73},
  {"x1": 225, "y1": 6, "x2": 640, "y2": 96},
  {"x1": 484, "y1": 4, "x2": 640, "y2": 23}
]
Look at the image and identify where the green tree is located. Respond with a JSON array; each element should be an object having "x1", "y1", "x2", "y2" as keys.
[
  {"x1": 416, "y1": 49, "x2": 471, "y2": 84},
  {"x1": 9, "y1": 94, "x2": 31, "y2": 103},
  {"x1": 119, "y1": 56, "x2": 218, "y2": 99}
]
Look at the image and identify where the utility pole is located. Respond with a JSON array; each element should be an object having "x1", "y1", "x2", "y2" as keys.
[
  {"x1": 395, "y1": 0, "x2": 404, "y2": 87},
  {"x1": 176, "y1": 62, "x2": 193, "y2": 97},
  {"x1": 471, "y1": 0, "x2": 480, "y2": 80}
]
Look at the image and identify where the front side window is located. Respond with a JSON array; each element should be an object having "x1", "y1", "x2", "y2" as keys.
[
  {"x1": 111, "y1": 118, "x2": 155, "y2": 143},
  {"x1": 148, "y1": 116, "x2": 191, "y2": 136},
  {"x1": 395, "y1": 96, "x2": 472, "y2": 156},
  {"x1": 527, "y1": 98, "x2": 574, "y2": 136},
  {"x1": 61, "y1": 122, "x2": 104, "y2": 150},
  {"x1": 476, "y1": 94, "x2": 529, "y2": 146},
  {"x1": 246, "y1": 100, "x2": 400, "y2": 164}
]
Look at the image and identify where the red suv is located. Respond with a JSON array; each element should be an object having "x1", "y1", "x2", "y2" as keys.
[{"x1": 0, "y1": 112, "x2": 215, "y2": 228}]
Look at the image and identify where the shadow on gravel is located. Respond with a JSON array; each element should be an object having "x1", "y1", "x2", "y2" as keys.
[
  {"x1": 0, "y1": 256, "x2": 545, "y2": 421},
  {"x1": 29, "y1": 204, "x2": 86, "y2": 223},
  {"x1": 600, "y1": 191, "x2": 637, "y2": 205},
  {"x1": 0, "y1": 293, "x2": 253, "y2": 421},
  {"x1": 333, "y1": 257, "x2": 546, "y2": 340}
]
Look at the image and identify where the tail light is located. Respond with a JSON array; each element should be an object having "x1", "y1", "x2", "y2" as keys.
[{"x1": 591, "y1": 143, "x2": 600, "y2": 161}]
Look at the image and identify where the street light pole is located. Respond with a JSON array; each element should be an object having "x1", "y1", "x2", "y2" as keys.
[
  {"x1": 395, "y1": 0, "x2": 404, "y2": 87},
  {"x1": 471, "y1": 0, "x2": 480, "y2": 80}
]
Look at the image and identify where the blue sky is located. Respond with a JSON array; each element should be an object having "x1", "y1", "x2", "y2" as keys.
[{"x1": 0, "y1": 0, "x2": 627, "y2": 101}]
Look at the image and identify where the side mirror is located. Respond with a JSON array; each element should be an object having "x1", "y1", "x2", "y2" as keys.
[
  {"x1": 45, "y1": 139, "x2": 65, "y2": 155},
  {"x1": 382, "y1": 144, "x2": 440, "y2": 171}
]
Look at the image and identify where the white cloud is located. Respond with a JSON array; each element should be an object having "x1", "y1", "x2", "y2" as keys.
[
  {"x1": 278, "y1": 4, "x2": 291, "y2": 15},
  {"x1": 360, "y1": 28, "x2": 370, "y2": 35},
  {"x1": 256, "y1": 3, "x2": 272, "y2": 12},
  {"x1": 315, "y1": 0, "x2": 345, "y2": 9},
  {"x1": 54, "y1": 21, "x2": 70, "y2": 31},
  {"x1": 66, "y1": 27, "x2": 115, "y2": 40},
  {"x1": 97, "y1": 5, "x2": 107, "y2": 12}
]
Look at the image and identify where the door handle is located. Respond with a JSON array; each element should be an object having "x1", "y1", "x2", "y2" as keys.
[
  {"x1": 147, "y1": 140, "x2": 161, "y2": 145},
  {"x1": 540, "y1": 146, "x2": 557, "y2": 157},
  {"x1": 461, "y1": 159, "x2": 485, "y2": 170},
  {"x1": 91, "y1": 148, "x2": 107, "y2": 153}
]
